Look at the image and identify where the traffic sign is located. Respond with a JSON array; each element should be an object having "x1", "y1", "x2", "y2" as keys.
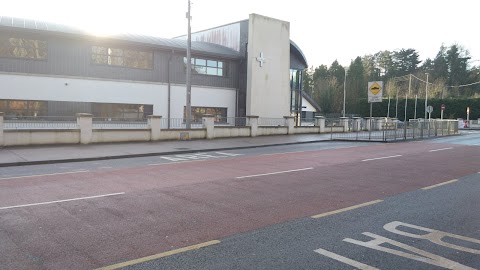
[
  {"x1": 441, "y1": 104, "x2": 445, "y2": 111},
  {"x1": 426, "y1": 106, "x2": 433, "y2": 113},
  {"x1": 368, "y1": 81, "x2": 383, "y2": 103}
]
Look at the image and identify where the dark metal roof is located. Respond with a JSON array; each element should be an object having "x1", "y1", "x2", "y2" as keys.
[
  {"x1": 290, "y1": 40, "x2": 308, "y2": 68},
  {"x1": 0, "y1": 16, "x2": 242, "y2": 59}
]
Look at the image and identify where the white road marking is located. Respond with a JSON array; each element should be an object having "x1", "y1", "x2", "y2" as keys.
[
  {"x1": 344, "y1": 232, "x2": 475, "y2": 269},
  {"x1": 384, "y1": 221, "x2": 480, "y2": 254},
  {"x1": 429, "y1": 147, "x2": 453, "y2": 152},
  {"x1": 314, "y1": 248, "x2": 379, "y2": 270},
  {"x1": 421, "y1": 179, "x2": 458, "y2": 190},
  {"x1": 215, "y1": 152, "x2": 243, "y2": 157},
  {"x1": 235, "y1": 167, "x2": 313, "y2": 179},
  {"x1": 0, "y1": 192, "x2": 125, "y2": 210},
  {"x1": 0, "y1": 170, "x2": 89, "y2": 180},
  {"x1": 311, "y1": 200, "x2": 383, "y2": 219},
  {"x1": 361, "y1": 155, "x2": 402, "y2": 162}
]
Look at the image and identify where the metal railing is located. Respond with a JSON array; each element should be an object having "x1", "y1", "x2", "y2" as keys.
[
  {"x1": 258, "y1": 118, "x2": 285, "y2": 126},
  {"x1": 92, "y1": 118, "x2": 148, "y2": 129},
  {"x1": 325, "y1": 118, "x2": 341, "y2": 127},
  {"x1": 160, "y1": 118, "x2": 204, "y2": 129},
  {"x1": 214, "y1": 117, "x2": 247, "y2": 127},
  {"x1": 4, "y1": 116, "x2": 78, "y2": 129},
  {"x1": 300, "y1": 118, "x2": 316, "y2": 126},
  {"x1": 331, "y1": 119, "x2": 459, "y2": 142}
]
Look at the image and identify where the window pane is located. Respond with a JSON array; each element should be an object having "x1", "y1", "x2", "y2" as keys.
[
  {"x1": 217, "y1": 68, "x2": 223, "y2": 76},
  {"x1": 195, "y1": 59, "x2": 206, "y2": 66},
  {"x1": 207, "y1": 60, "x2": 217, "y2": 67},
  {"x1": 206, "y1": 67, "x2": 217, "y2": 75},
  {"x1": 194, "y1": 66, "x2": 206, "y2": 74},
  {"x1": 218, "y1": 62, "x2": 223, "y2": 68}
]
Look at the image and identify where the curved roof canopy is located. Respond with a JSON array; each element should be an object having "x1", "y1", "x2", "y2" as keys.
[
  {"x1": 290, "y1": 40, "x2": 308, "y2": 68},
  {"x1": 0, "y1": 16, "x2": 242, "y2": 59}
]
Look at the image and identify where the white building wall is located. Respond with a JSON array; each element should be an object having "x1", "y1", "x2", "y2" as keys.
[
  {"x1": 302, "y1": 97, "x2": 317, "y2": 112},
  {"x1": 246, "y1": 14, "x2": 290, "y2": 118},
  {"x1": 0, "y1": 73, "x2": 237, "y2": 118},
  {"x1": 170, "y1": 85, "x2": 237, "y2": 119}
]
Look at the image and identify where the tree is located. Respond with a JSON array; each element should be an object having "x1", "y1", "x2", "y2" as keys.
[
  {"x1": 392, "y1": 49, "x2": 421, "y2": 76},
  {"x1": 346, "y1": 57, "x2": 366, "y2": 113}
]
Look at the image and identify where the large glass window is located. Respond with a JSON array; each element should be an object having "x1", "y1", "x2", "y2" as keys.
[
  {"x1": 184, "y1": 57, "x2": 224, "y2": 76},
  {"x1": 0, "y1": 36, "x2": 47, "y2": 60},
  {"x1": 0, "y1": 100, "x2": 47, "y2": 117},
  {"x1": 91, "y1": 45, "x2": 153, "y2": 69},
  {"x1": 184, "y1": 106, "x2": 227, "y2": 123}
]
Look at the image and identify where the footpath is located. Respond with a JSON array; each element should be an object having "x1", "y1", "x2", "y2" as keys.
[{"x1": 0, "y1": 134, "x2": 332, "y2": 167}]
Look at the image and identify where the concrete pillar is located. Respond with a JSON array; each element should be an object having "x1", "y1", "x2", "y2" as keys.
[
  {"x1": 315, "y1": 116, "x2": 326, "y2": 133},
  {"x1": 366, "y1": 118, "x2": 373, "y2": 131},
  {"x1": 202, "y1": 114, "x2": 215, "y2": 139},
  {"x1": 353, "y1": 117, "x2": 362, "y2": 131},
  {"x1": 284, "y1": 116, "x2": 295, "y2": 135},
  {"x1": 376, "y1": 118, "x2": 385, "y2": 130},
  {"x1": 340, "y1": 117, "x2": 349, "y2": 132},
  {"x1": 389, "y1": 118, "x2": 398, "y2": 129},
  {"x1": 0, "y1": 112, "x2": 4, "y2": 147},
  {"x1": 76, "y1": 113, "x2": 93, "y2": 144},
  {"x1": 147, "y1": 115, "x2": 162, "y2": 141},
  {"x1": 246, "y1": 115, "x2": 259, "y2": 137}
]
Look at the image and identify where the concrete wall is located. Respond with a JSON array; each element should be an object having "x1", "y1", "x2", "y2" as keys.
[
  {"x1": 246, "y1": 14, "x2": 290, "y2": 118},
  {"x1": 214, "y1": 127, "x2": 251, "y2": 138},
  {"x1": 159, "y1": 130, "x2": 206, "y2": 140},
  {"x1": 4, "y1": 130, "x2": 80, "y2": 146},
  {"x1": 294, "y1": 127, "x2": 320, "y2": 134},
  {"x1": 92, "y1": 130, "x2": 151, "y2": 143},
  {"x1": 257, "y1": 127, "x2": 288, "y2": 136}
]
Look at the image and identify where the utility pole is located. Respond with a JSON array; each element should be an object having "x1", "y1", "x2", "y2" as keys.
[
  {"x1": 424, "y1": 73, "x2": 429, "y2": 121},
  {"x1": 186, "y1": 0, "x2": 192, "y2": 129},
  {"x1": 342, "y1": 68, "x2": 347, "y2": 117}
]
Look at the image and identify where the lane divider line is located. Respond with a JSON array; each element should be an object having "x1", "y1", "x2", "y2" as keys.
[
  {"x1": 311, "y1": 200, "x2": 383, "y2": 219},
  {"x1": 235, "y1": 167, "x2": 314, "y2": 179},
  {"x1": 361, "y1": 155, "x2": 402, "y2": 162},
  {"x1": 421, "y1": 179, "x2": 458, "y2": 190},
  {"x1": 96, "y1": 240, "x2": 221, "y2": 270},
  {"x1": 428, "y1": 147, "x2": 453, "y2": 152},
  {"x1": 0, "y1": 192, "x2": 125, "y2": 210},
  {"x1": 0, "y1": 170, "x2": 89, "y2": 180}
]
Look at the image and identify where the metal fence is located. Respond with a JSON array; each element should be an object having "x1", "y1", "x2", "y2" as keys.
[
  {"x1": 214, "y1": 117, "x2": 247, "y2": 127},
  {"x1": 160, "y1": 118, "x2": 204, "y2": 129},
  {"x1": 331, "y1": 119, "x2": 459, "y2": 142},
  {"x1": 300, "y1": 118, "x2": 316, "y2": 126},
  {"x1": 92, "y1": 118, "x2": 149, "y2": 129},
  {"x1": 4, "y1": 116, "x2": 78, "y2": 129},
  {"x1": 258, "y1": 118, "x2": 285, "y2": 126}
]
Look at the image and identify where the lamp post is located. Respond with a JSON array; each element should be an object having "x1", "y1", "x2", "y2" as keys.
[
  {"x1": 424, "y1": 72, "x2": 429, "y2": 121},
  {"x1": 185, "y1": 0, "x2": 192, "y2": 129},
  {"x1": 343, "y1": 67, "x2": 348, "y2": 117}
]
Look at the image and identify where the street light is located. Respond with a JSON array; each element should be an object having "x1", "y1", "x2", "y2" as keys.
[{"x1": 343, "y1": 67, "x2": 348, "y2": 117}]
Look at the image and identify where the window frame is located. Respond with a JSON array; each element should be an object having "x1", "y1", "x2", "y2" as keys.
[
  {"x1": 0, "y1": 36, "x2": 48, "y2": 61},
  {"x1": 91, "y1": 45, "x2": 154, "y2": 70},
  {"x1": 183, "y1": 57, "x2": 226, "y2": 77}
]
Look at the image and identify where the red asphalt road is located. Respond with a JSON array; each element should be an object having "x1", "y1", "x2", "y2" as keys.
[{"x1": 0, "y1": 141, "x2": 479, "y2": 269}]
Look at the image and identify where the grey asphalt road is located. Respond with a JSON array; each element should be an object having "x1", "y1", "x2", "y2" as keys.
[
  {"x1": 0, "y1": 141, "x2": 373, "y2": 178},
  {"x1": 122, "y1": 172, "x2": 480, "y2": 270}
]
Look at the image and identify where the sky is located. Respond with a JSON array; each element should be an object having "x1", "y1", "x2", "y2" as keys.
[{"x1": 2, "y1": 0, "x2": 479, "y2": 68}]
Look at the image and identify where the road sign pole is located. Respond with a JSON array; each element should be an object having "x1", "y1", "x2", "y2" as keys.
[
  {"x1": 370, "y1": 103, "x2": 372, "y2": 118},
  {"x1": 441, "y1": 110, "x2": 443, "y2": 120}
]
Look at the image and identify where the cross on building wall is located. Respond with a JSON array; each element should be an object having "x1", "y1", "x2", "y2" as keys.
[{"x1": 256, "y1": 52, "x2": 266, "y2": 67}]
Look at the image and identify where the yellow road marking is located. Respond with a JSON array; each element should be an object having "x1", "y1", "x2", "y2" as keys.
[
  {"x1": 96, "y1": 240, "x2": 220, "y2": 270},
  {"x1": 311, "y1": 200, "x2": 383, "y2": 219},
  {"x1": 421, "y1": 179, "x2": 458, "y2": 190}
]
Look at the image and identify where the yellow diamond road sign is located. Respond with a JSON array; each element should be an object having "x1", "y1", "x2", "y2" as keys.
[
  {"x1": 369, "y1": 82, "x2": 382, "y2": 95},
  {"x1": 368, "y1": 81, "x2": 383, "y2": 103}
]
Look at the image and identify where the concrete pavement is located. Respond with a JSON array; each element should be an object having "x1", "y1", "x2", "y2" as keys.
[{"x1": 0, "y1": 134, "x2": 332, "y2": 167}]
